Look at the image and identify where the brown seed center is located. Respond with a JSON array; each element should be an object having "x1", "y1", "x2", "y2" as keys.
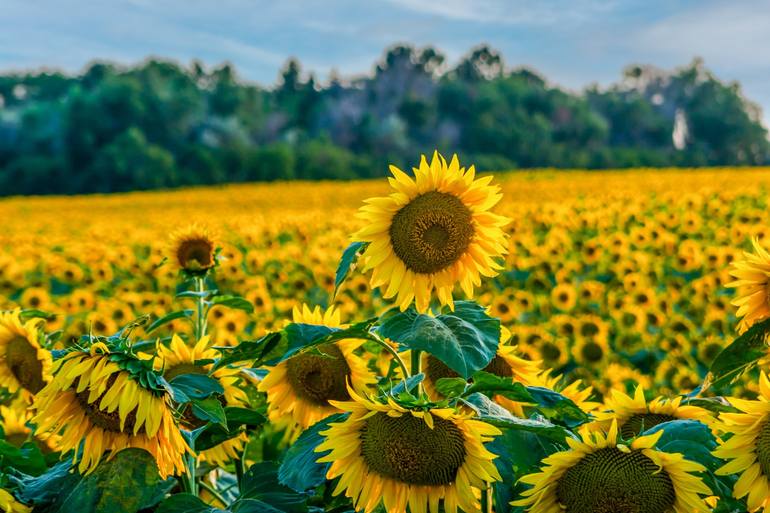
[
  {"x1": 285, "y1": 344, "x2": 351, "y2": 406},
  {"x1": 5, "y1": 336, "x2": 45, "y2": 394}
]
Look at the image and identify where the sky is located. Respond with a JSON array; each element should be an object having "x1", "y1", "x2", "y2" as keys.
[{"x1": 2, "y1": 0, "x2": 768, "y2": 127}]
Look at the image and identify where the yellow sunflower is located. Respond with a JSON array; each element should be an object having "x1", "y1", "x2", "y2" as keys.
[
  {"x1": 728, "y1": 237, "x2": 770, "y2": 333},
  {"x1": 315, "y1": 387, "x2": 501, "y2": 513},
  {"x1": 32, "y1": 344, "x2": 190, "y2": 477},
  {"x1": 0, "y1": 310, "x2": 52, "y2": 398},
  {"x1": 169, "y1": 224, "x2": 218, "y2": 274},
  {"x1": 354, "y1": 152, "x2": 510, "y2": 312},
  {"x1": 0, "y1": 402, "x2": 58, "y2": 452},
  {"x1": 714, "y1": 372, "x2": 770, "y2": 511},
  {"x1": 514, "y1": 420, "x2": 711, "y2": 513},
  {"x1": 591, "y1": 386, "x2": 715, "y2": 438},
  {"x1": 258, "y1": 305, "x2": 374, "y2": 429},
  {"x1": 0, "y1": 489, "x2": 28, "y2": 513},
  {"x1": 156, "y1": 334, "x2": 249, "y2": 467}
]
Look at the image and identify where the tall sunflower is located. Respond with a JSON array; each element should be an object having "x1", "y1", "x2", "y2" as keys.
[
  {"x1": 592, "y1": 386, "x2": 715, "y2": 438},
  {"x1": 354, "y1": 152, "x2": 510, "y2": 312},
  {"x1": 0, "y1": 310, "x2": 52, "y2": 398},
  {"x1": 258, "y1": 305, "x2": 374, "y2": 430},
  {"x1": 714, "y1": 372, "x2": 770, "y2": 511},
  {"x1": 32, "y1": 343, "x2": 190, "y2": 477},
  {"x1": 514, "y1": 420, "x2": 711, "y2": 513},
  {"x1": 315, "y1": 387, "x2": 501, "y2": 513},
  {"x1": 169, "y1": 224, "x2": 218, "y2": 275},
  {"x1": 727, "y1": 237, "x2": 770, "y2": 333},
  {"x1": 156, "y1": 334, "x2": 249, "y2": 467}
]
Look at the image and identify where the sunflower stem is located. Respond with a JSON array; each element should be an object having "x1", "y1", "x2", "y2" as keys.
[
  {"x1": 183, "y1": 452, "x2": 198, "y2": 496},
  {"x1": 410, "y1": 349, "x2": 423, "y2": 396},
  {"x1": 199, "y1": 479, "x2": 228, "y2": 507},
  {"x1": 194, "y1": 277, "x2": 207, "y2": 339},
  {"x1": 481, "y1": 482, "x2": 492, "y2": 513},
  {"x1": 367, "y1": 333, "x2": 410, "y2": 386}
]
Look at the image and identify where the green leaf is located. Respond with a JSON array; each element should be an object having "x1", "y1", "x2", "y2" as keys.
[
  {"x1": 525, "y1": 386, "x2": 591, "y2": 428},
  {"x1": 147, "y1": 310, "x2": 194, "y2": 334},
  {"x1": 156, "y1": 494, "x2": 223, "y2": 513},
  {"x1": 210, "y1": 295, "x2": 254, "y2": 313},
  {"x1": 169, "y1": 373, "x2": 224, "y2": 402},
  {"x1": 195, "y1": 407, "x2": 266, "y2": 451},
  {"x1": 377, "y1": 301, "x2": 500, "y2": 379},
  {"x1": 213, "y1": 332, "x2": 283, "y2": 370},
  {"x1": 643, "y1": 419, "x2": 720, "y2": 471},
  {"x1": 0, "y1": 439, "x2": 47, "y2": 475},
  {"x1": 239, "y1": 462, "x2": 308, "y2": 513},
  {"x1": 280, "y1": 323, "x2": 340, "y2": 362},
  {"x1": 334, "y1": 241, "x2": 366, "y2": 297},
  {"x1": 230, "y1": 499, "x2": 285, "y2": 513},
  {"x1": 19, "y1": 448, "x2": 167, "y2": 513},
  {"x1": 435, "y1": 377, "x2": 469, "y2": 398},
  {"x1": 20, "y1": 308, "x2": 57, "y2": 321},
  {"x1": 682, "y1": 397, "x2": 740, "y2": 415},
  {"x1": 462, "y1": 393, "x2": 574, "y2": 442},
  {"x1": 465, "y1": 371, "x2": 534, "y2": 402},
  {"x1": 278, "y1": 414, "x2": 347, "y2": 492},
  {"x1": 707, "y1": 317, "x2": 770, "y2": 389},
  {"x1": 191, "y1": 397, "x2": 228, "y2": 428}
]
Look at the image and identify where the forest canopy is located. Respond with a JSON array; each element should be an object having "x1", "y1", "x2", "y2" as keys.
[{"x1": 0, "y1": 44, "x2": 767, "y2": 195}]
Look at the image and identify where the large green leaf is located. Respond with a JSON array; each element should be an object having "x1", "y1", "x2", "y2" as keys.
[
  {"x1": 191, "y1": 397, "x2": 227, "y2": 428},
  {"x1": 239, "y1": 462, "x2": 307, "y2": 513},
  {"x1": 525, "y1": 386, "x2": 591, "y2": 428},
  {"x1": 210, "y1": 295, "x2": 254, "y2": 314},
  {"x1": 17, "y1": 448, "x2": 169, "y2": 513},
  {"x1": 0, "y1": 439, "x2": 47, "y2": 475},
  {"x1": 168, "y1": 373, "x2": 224, "y2": 403},
  {"x1": 213, "y1": 332, "x2": 283, "y2": 370},
  {"x1": 278, "y1": 414, "x2": 347, "y2": 492},
  {"x1": 156, "y1": 494, "x2": 224, "y2": 513},
  {"x1": 377, "y1": 301, "x2": 500, "y2": 379},
  {"x1": 147, "y1": 309, "x2": 194, "y2": 334},
  {"x1": 707, "y1": 317, "x2": 770, "y2": 389}
]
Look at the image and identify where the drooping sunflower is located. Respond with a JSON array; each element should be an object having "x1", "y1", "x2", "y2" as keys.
[
  {"x1": 354, "y1": 152, "x2": 510, "y2": 312},
  {"x1": 258, "y1": 305, "x2": 374, "y2": 430},
  {"x1": 514, "y1": 420, "x2": 711, "y2": 513},
  {"x1": 32, "y1": 343, "x2": 190, "y2": 477},
  {"x1": 168, "y1": 224, "x2": 218, "y2": 274},
  {"x1": 714, "y1": 372, "x2": 770, "y2": 511},
  {"x1": 0, "y1": 310, "x2": 52, "y2": 398},
  {"x1": 315, "y1": 387, "x2": 502, "y2": 513},
  {"x1": 591, "y1": 386, "x2": 715, "y2": 438},
  {"x1": 728, "y1": 237, "x2": 770, "y2": 333},
  {"x1": 156, "y1": 334, "x2": 249, "y2": 467}
]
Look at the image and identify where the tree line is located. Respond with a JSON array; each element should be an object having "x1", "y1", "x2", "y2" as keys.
[{"x1": 0, "y1": 44, "x2": 767, "y2": 195}]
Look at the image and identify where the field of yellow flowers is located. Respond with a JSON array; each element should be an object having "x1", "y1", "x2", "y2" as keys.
[{"x1": 0, "y1": 160, "x2": 770, "y2": 513}]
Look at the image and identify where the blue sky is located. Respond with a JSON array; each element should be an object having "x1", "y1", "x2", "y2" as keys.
[{"x1": 2, "y1": 0, "x2": 768, "y2": 127}]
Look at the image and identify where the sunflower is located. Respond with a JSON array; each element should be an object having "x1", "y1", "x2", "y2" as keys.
[
  {"x1": 0, "y1": 489, "x2": 28, "y2": 513},
  {"x1": 0, "y1": 310, "x2": 52, "y2": 398},
  {"x1": 592, "y1": 386, "x2": 715, "y2": 438},
  {"x1": 156, "y1": 334, "x2": 249, "y2": 467},
  {"x1": 0, "y1": 403, "x2": 58, "y2": 452},
  {"x1": 353, "y1": 152, "x2": 510, "y2": 312},
  {"x1": 32, "y1": 344, "x2": 190, "y2": 477},
  {"x1": 714, "y1": 372, "x2": 770, "y2": 511},
  {"x1": 727, "y1": 237, "x2": 770, "y2": 333},
  {"x1": 258, "y1": 305, "x2": 374, "y2": 429},
  {"x1": 169, "y1": 224, "x2": 218, "y2": 274},
  {"x1": 315, "y1": 387, "x2": 501, "y2": 513},
  {"x1": 514, "y1": 420, "x2": 711, "y2": 513}
]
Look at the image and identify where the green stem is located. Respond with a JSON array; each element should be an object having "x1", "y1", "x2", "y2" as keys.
[
  {"x1": 235, "y1": 450, "x2": 245, "y2": 492},
  {"x1": 195, "y1": 277, "x2": 207, "y2": 340},
  {"x1": 367, "y1": 333, "x2": 410, "y2": 384},
  {"x1": 199, "y1": 479, "x2": 228, "y2": 507},
  {"x1": 410, "y1": 349, "x2": 423, "y2": 396},
  {"x1": 183, "y1": 453, "x2": 198, "y2": 496},
  {"x1": 481, "y1": 482, "x2": 492, "y2": 513}
]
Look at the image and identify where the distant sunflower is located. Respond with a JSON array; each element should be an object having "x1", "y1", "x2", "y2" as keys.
[
  {"x1": 0, "y1": 489, "x2": 28, "y2": 513},
  {"x1": 0, "y1": 403, "x2": 58, "y2": 452},
  {"x1": 258, "y1": 305, "x2": 374, "y2": 429},
  {"x1": 169, "y1": 224, "x2": 218, "y2": 274},
  {"x1": 316, "y1": 387, "x2": 501, "y2": 513},
  {"x1": 32, "y1": 344, "x2": 190, "y2": 477},
  {"x1": 714, "y1": 372, "x2": 770, "y2": 511},
  {"x1": 0, "y1": 310, "x2": 52, "y2": 397},
  {"x1": 354, "y1": 152, "x2": 510, "y2": 312},
  {"x1": 592, "y1": 386, "x2": 715, "y2": 438},
  {"x1": 157, "y1": 334, "x2": 249, "y2": 466},
  {"x1": 728, "y1": 237, "x2": 770, "y2": 333},
  {"x1": 514, "y1": 420, "x2": 711, "y2": 513}
]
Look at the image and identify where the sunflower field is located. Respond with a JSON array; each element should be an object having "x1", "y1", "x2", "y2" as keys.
[{"x1": 1, "y1": 155, "x2": 770, "y2": 513}]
